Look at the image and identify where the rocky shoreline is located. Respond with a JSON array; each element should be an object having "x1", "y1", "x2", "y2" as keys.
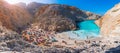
[
  {"x1": 0, "y1": 28, "x2": 120, "y2": 53},
  {"x1": 0, "y1": 25, "x2": 119, "y2": 53},
  {"x1": 0, "y1": 1, "x2": 120, "y2": 53},
  {"x1": 0, "y1": 37, "x2": 120, "y2": 53}
]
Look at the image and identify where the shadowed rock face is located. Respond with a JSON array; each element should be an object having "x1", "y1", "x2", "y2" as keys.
[
  {"x1": 96, "y1": 3, "x2": 120, "y2": 36},
  {"x1": 35, "y1": 4, "x2": 100, "y2": 22},
  {"x1": 0, "y1": 1, "x2": 32, "y2": 32},
  {"x1": 33, "y1": 4, "x2": 100, "y2": 32},
  {"x1": 33, "y1": 17, "x2": 76, "y2": 32}
]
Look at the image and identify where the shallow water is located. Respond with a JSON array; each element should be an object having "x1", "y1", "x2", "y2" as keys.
[
  {"x1": 61, "y1": 20, "x2": 100, "y2": 39},
  {"x1": 75, "y1": 20, "x2": 100, "y2": 39}
]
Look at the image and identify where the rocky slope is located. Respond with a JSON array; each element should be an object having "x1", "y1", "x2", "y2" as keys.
[
  {"x1": 1, "y1": 33, "x2": 120, "y2": 53},
  {"x1": 96, "y1": 3, "x2": 120, "y2": 36},
  {"x1": 1, "y1": 1, "x2": 120, "y2": 53},
  {"x1": 33, "y1": 4, "x2": 100, "y2": 32},
  {"x1": 0, "y1": 24, "x2": 119, "y2": 53},
  {"x1": 0, "y1": 0, "x2": 32, "y2": 32},
  {"x1": 27, "y1": 2, "x2": 45, "y2": 15},
  {"x1": 0, "y1": 0, "x2": 101, "y2": 33}
]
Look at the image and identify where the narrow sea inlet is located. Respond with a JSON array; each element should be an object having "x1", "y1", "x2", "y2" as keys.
[{"x1": 60, "y1": 20, "x2": 100, "y2": 40}]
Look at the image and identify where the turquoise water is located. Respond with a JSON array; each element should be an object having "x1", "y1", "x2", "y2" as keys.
[{"x1": 68, "y1": 20, "x2": 100, "y2": 39}]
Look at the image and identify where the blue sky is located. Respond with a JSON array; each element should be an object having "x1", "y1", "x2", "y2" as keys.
[
  {"x1": 55, "y1": 0, "x2": 120, "y2": 15},
  {"x1": 5, "y1": 0, "x2": 120, "y2": 15}
]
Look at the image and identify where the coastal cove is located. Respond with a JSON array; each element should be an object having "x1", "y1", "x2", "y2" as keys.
[
  {"x1": 0, "y1": 0, "x2": 120, "y2": 53},
  {"x1": 58, "y1": 20, "x2": 100, "y2": 40}
]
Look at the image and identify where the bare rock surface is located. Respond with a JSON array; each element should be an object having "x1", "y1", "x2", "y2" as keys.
[
  {"x1": 96, "y1": 3, "x2": 120, "y2": 36},
  {"x1": 0, "y1": 0, "x2": 32, "y2": 32},
  {"x1": 33, "y1": 4, "x2": 100, "y2": 32},
  {"x1": 0, "y1": 25, "x2": 119, "y2": 53},
  {"x1": 0, "y1": 25, "x2": 117, "y2": 53}
]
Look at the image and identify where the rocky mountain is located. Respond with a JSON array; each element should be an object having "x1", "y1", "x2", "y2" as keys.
[
  {"x1": 2, "y1": 1, "x2": 119, "y2": 53},
  {"x1": 96, "y1": 3, "x2": 120, "y2": 36},
  {"x1": 0, "y1": 0, "x2": 32, "y2": 32},
  {"x1": 33, "y1": 4, "x2": 101, "y2": 32},
  {"x1": 16, "y1": 2, "x2": 45, "y2": 16},
  {"x1": 27, "y1": 2, "x2": 45, "y2": 15},
  {"x1": 15, "y1": 2, "x2": 27, "y2": 9},
  {"x1": 0, "y1": 0, "x2": 100, "y2": 33}
]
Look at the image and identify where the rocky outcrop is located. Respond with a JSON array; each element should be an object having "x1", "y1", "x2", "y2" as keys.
[
  {"x1": 86, "y1": 11, "x2": 101, "y2": 20},
  {"x1": 27, "y1": 2, "x2": 45, "y2": 15},
  {"x1": 0, "y1": 1, "x2": 101, "y2": 33},
  {"x1": 96, "y1": 3, "x2": 120, "y2": 36},
  {"x1": 1, "y1": 32, "x2": 120, "y2": 53},
  {"x1": 0, "y1": 24, "x2": 119, "y2": 53},
  {"x1": 33, "y1": 4, "x2": 100, "y2": 32},
  {"x1": 0, "y1": 1, "x2": 32, "y2": 32},
  {"x1": 33, "y1": 17, "x2": 76, "y2": 32}
]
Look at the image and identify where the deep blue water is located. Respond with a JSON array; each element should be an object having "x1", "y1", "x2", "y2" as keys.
[{"x1": 67, "y1": 20, "x2": 100, "y2": 39}]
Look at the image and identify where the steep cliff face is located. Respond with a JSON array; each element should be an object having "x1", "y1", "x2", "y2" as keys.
[
  {"x1": 33, "y1": 4, "x2": 100, "y2": 32},
  {"x1": 35, "y1": 4, "x2": 100, "y2": 22},
  {"x1": 0, "y1": 1, "x2": 32, "y2": 32},
  {"x1": 96, "y1": 3, "x2": 120, "y2": 36}
]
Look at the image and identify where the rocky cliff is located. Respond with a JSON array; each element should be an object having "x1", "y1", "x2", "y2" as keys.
[
  {"x1": 27, "y1": 2, "x2": 45, "y2": 15},
  {"x1": 96, "y1": 3, "x2": 120, "y2": 36},
  {"x1": 0, "y1": 1, "x2": 32, "y2": 32},
  {"x1": 33, "y1": 4, "x2": 100, "y2": 32},
  {"x1": 0, "y1": 0, "x2": 100, "y2": 33}
]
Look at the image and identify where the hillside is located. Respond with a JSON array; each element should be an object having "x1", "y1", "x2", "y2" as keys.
[
  {"x1": 0, "y1": 0, "x2": 32, "y2": 32},
  {"x1": 33, "y1": 4, "x2": 101, "y2": 32},
  {"x1": 27, "y1": 2, "x2": 45, "y2": 15},
  {"x1": 96, "y1": 3, "x2": 120, "y2": 36},
  {"x1": 0, "y1": 1, "x2": 100, "y2": 33},
  {"x1": 1, "y1": 1, "x2": 120, "y2": 53}
]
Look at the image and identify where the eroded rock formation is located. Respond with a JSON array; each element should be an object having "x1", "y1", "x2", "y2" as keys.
[
  {"x1": 96, "y1": 3, "x2": 120, "y2": 36},
  {"x1": 0, "y1": 1, "x2": 100, "y2": 32},
  {"x1": 0, "y1": 0, "x2": 32, "y2": 32},
  {"x1": 33, "y1": 4, "x2": 100, "y2": 32}
]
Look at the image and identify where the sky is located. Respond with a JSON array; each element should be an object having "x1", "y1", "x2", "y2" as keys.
[{"x1": 5, "y1": 0, "x2": 120, "y2": 15}]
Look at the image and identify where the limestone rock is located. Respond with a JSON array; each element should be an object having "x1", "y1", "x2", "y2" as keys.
[
  {"x1": 33, "y1": 4, "x2": 100, "y2": 32},
  {"x1": 96, "y1": 3, "x2": 120, "y2": 36},
  {"x1": 0, "y1": 1, "x2": 32, "y2": 32},
  {"x1": 27, "y1": 2, "x2": 45, "y2": 15}
]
